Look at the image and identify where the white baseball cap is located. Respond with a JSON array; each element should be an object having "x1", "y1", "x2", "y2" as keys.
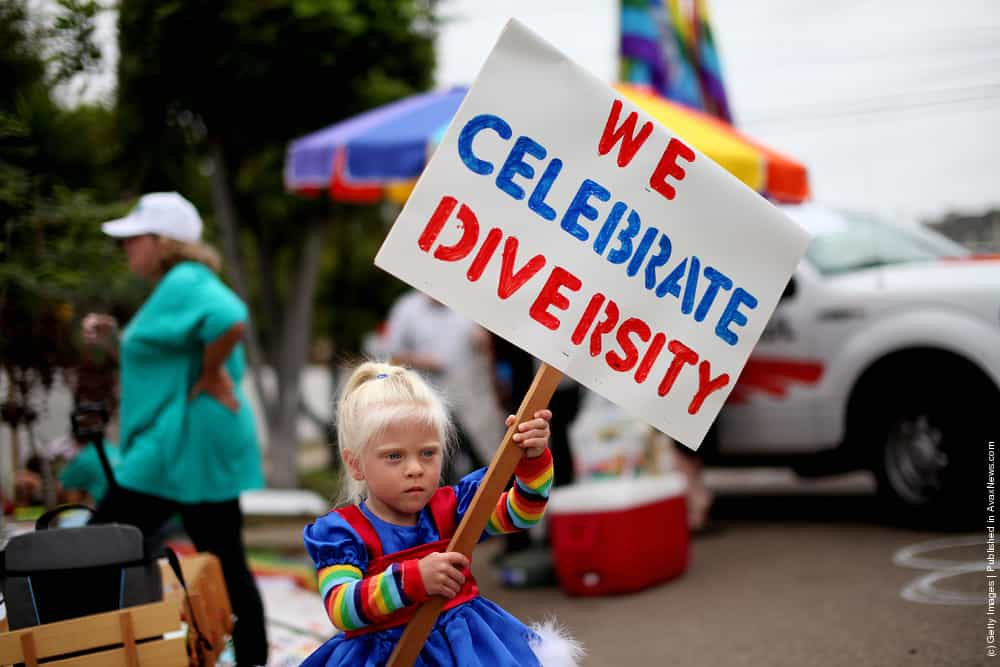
[{"x1": 101, "y1": 192, "x2": 203, "y2": 242}]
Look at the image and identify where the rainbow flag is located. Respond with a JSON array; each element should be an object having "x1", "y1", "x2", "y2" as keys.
[
  {"x1": 691, "y1": 0, "x2": 733, "y2": 123},
  {"x1": 620, "y1": 0, "x2": 732, "y2": 123}
]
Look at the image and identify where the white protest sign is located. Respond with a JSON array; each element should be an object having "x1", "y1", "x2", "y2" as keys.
[{"x1": 376, "y1": 19, "x2": 810, "y2": 448}]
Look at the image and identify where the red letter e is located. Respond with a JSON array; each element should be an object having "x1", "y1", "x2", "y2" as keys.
[
  {"x1": 530, "y1": 267, "x2": 582, "y2": 331},
  {"x1": 649, "y1": 138, "x2": 695, "y2": 201}
]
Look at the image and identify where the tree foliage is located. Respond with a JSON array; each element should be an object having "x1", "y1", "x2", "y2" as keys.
[
  {"x1": 0, "y1": 0, "x2": 438, "y2": 487},
  {"x1": 0, "y1": 0, "x2": 141, "y2": 427},
  {"x1": 115, "y1": 0, "x2": 438, "y2": 351},
  {"x1": 115, "y1": 0, "x2": 438, "y2": 485}
]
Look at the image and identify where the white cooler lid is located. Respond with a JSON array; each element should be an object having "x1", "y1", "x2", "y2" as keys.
[{"x1": 548, "y1": 473, "x2": 687, "y2": 515}]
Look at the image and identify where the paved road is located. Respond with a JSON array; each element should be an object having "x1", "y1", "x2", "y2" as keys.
[{"x1": 474, "y1": 472, "x2": 984, "y2": 667}]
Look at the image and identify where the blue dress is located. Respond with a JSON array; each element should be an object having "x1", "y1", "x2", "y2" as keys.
[{"x1": 301, "y1": 470, "x2": 543, "y2": 667}]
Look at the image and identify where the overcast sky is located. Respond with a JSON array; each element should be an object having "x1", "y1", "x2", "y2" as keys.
[
  {"x1": 435, "y1": 0, "x2": 1000, "y2": 222},
  {"x1": 69, "y1": 0, "x2": 1000, "y2": 223}
]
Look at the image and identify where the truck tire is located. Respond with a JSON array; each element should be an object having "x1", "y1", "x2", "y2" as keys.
[{"x1": 869, "y1": 364, "x2": 994, "y2": 528}]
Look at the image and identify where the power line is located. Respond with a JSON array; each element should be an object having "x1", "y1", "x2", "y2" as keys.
[
  {"x1": 741, "y1": 96, "x2": 1000, "y2": 133},
  {"x1": 739, "y1": 83, "x2": 1000, "y2": 127}
]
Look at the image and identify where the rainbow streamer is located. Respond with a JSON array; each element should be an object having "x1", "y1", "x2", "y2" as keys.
[
  {"x1": 692, "y1": 0, "x2": 733, "y2": 123},
  {"x1": 620, "y1": 0, "x2": 732, "y2": 123}
]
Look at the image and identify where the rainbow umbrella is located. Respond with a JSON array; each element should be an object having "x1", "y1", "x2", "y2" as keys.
[
  {"x1": 284, "y1": 84, "x2": 808, "y2": 204},
  {"x1": 615, "y1": 83, "x2": 808, "y2": 202},
  {"x1": 284, "y1": 87, "x2": 468, "y2": 203}
]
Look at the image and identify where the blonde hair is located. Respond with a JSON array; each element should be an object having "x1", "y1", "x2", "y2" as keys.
[
  {"x1": 157, "y1": 237, "x2": 222, "y2": 275},
  {"x1": 335, "y1": 361, "x2": 453, "y2": 506}
]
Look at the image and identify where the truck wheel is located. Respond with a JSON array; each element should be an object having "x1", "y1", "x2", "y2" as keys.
[{"x1": 871, "y1": 367, "x2": 991, "y2": 528}]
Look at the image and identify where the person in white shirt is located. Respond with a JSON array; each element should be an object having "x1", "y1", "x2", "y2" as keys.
[{"x1": 383, "y1": 291, "x2": 498, "y2": 478}]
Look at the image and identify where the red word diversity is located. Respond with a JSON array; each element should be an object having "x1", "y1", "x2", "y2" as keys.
[{"x1": 417, "y1": 195, "x2": 731, "y2": 415}]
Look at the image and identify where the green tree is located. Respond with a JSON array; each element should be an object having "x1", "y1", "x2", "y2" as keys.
[
  {"x1": 0, "y1": 0, "x2": 142, "y2": 479},
  {"x1": 115, "y1": 0, "x2": 437, "y2": 487}
]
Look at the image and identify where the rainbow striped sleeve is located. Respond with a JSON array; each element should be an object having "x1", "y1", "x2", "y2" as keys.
[
  {"x1": 486, "y1": 448, "x2": 553, "y2": 535},
  {"x1": 317, "y1": 559, "x2": 427, "y2": 632}
]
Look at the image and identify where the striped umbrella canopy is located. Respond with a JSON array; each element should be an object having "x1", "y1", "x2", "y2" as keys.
[
  {"x1": 285, "y1": 84, "x2": 809, "y2": 204},
  {"x1": 615, "y1": 83, "x2": 809, "y2": 203}
]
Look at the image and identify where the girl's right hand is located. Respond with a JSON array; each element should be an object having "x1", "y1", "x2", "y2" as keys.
[
  {"x1": 82, "y1": 314, "x2": 119, "y2": 347},
  {"x1": 417, "y1": 551, "x2": 469, "y2": 599}
]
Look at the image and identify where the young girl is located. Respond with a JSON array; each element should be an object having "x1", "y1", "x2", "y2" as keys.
[{"x1": 302, "y1": 361, "x2": 582, "y2": 666}]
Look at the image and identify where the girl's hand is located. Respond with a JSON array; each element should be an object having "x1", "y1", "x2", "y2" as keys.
[
  {"x1": 506, "y1": 409, "x2": 552, "y2": 458},
  {"x1": 189, "y1": 366, "x2": 239, "y2": 412},
  {"x1": 418, "y1": 552, "x2": 469, "y2": 599}
]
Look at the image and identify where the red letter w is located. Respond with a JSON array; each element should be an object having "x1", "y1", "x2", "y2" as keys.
[{"x1": 597, "y1": 99, "x2": 653, "y2": 168}]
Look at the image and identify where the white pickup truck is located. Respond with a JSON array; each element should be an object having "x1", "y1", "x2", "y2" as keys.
[{"x1": 712, "y1": 203, "x2": 1000, "y2": 523}]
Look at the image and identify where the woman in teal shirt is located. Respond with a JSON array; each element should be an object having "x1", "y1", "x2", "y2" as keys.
[{"x1": 85, "y1": 192, "x2": 267, "y2": 667}]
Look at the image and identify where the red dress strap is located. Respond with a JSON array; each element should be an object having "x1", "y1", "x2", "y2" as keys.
[
  {"x1": 337, "y1": 489, "x2": 478, "y2": 639},
  {"x1": 344, "y1": 537, "x2": 480, "y2": 638},
  {"x1": 334, "y1": 505, "x2": 383, "y2": 561},
  {"x1": 427, "y1": 486, "x2": 458, "y2": 539}
]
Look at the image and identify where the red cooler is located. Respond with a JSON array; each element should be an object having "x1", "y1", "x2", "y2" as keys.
[{"x1": 548, "y1": 474, "x2": 689, "y2": 596}]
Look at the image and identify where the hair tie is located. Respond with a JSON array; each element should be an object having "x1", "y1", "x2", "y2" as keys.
[{"x1": 376, "y1": 373, "x2": 388, "y2": 379}]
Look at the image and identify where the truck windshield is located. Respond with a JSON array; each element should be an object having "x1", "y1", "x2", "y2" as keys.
[{"x1": 805, "y1": 212, "x2": 969, "y2": 276}]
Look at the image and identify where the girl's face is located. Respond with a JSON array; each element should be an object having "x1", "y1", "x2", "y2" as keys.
[
  {"x1": 121, "y1": 234, "x2": 162, "y2": 281},
  {"x1": 346, "y1": 420, "x2": 443, "y2": 525}
]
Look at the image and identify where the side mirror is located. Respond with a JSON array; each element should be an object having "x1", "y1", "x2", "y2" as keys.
[{"x1": 781, "y1": 276, "x2": 797, "y2": 301}]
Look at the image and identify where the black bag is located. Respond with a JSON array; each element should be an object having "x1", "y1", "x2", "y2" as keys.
[{"x1": 0, "y1": 504, "x2": 162, "y2": 630}]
